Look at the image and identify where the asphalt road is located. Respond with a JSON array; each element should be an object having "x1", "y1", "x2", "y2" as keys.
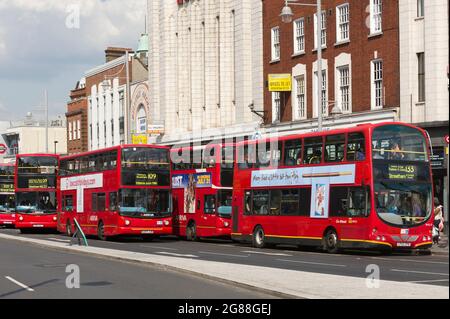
[
  {"x1": 1, "y1": 228, "x2": 448, "y2": 288},
  {"x1": 0, "y1": 238, "x2": 279, "y2": 299}
]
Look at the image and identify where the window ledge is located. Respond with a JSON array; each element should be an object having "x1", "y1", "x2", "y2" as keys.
[
  {"x1": 292, "y1": 51, "x2": 306, "y2": 58},
  {"x1": 415, "y1": 101, "x2": 426, "y2": 106},
  {"x1": 414, "y1": 16, "x2": 424, "y2": 21},
  {"x1": 334, "y1": 39, "x2": 350, "y2": 47},
  {"x1": 270, "y1": 59, "x2": 281, "y2": 64},
  {"x1": 368, "y1": 32, "x2": 383, "y2": 39},
  {"x1": 312, "y1": 46, "x2": 327, "y2": 53}
]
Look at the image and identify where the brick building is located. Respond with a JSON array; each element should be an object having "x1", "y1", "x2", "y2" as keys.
[
  {"x1": 263, "y1": 0, "x2": 400, "y2": 135},
  {"x1": 66, "y1": 79, "x2": 88, "y2": 154}
]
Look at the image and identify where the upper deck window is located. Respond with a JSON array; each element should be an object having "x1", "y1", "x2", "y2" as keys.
[{"x1": 372, "y1": 125, "x2": 428, "y2": 162}]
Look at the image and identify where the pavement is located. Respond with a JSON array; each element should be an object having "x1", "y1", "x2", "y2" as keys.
[
  {"x1": 432, "y1": 234, "x2": 449, "y2": 256},
  {"x1": 0, "y1": 232, "x2": 448, "y2": 299}
]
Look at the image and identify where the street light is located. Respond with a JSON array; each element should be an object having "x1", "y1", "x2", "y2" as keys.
[{"x1": 281, "y1": 0, "x2": 323, "y2": 131}]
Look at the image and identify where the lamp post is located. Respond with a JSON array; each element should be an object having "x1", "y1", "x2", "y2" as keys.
[{"x1": 281, "y1": 0, "x2": 323, "y2": 132}]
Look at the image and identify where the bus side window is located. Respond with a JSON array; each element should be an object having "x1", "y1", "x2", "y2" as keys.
[
  {"x1": 303, "y1": 137, "x2": 323, "y2": 164},
  {"x1": 244, "y1": 191, "x2": 252, "y2": 215},
  {"x1": 253, "y1": 191, "x2": 269, "y2": 215},
  {"x1": 347, "y1": 132, "x2": 366, "y2": 161},
  {"x1": 325, "y1": 134, "x2": 345, "y2": 163},
  {"x1": 109, "y1": 192, "x2": 118, "y2": 212},
  {"x1": 204, "y1": 195, "x2": 216, "y2": 214},
  {"x1": 284, "y1": 139, "x2": 302, "y2": 166}
]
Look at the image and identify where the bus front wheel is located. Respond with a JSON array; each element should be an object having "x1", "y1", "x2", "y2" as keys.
[
  {"x1": 252, "y1": 226, "x2": 267, "y2": 249},
  {"x1": 66, "y1": 221, "x2": 72, "y2": 237},
  {"x1": 97, "y1": 221, "x2": 107, "y2": 241},
  {"x1": 323, "y1": 229, "x2": 339, "y2": 254}
]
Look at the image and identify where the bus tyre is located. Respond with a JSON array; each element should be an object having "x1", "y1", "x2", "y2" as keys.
[
  {"x1": 252, "y1": 226, "x2": 267, "y2": 249},
  {"x1": 66, "y1": 221, "x2": 72, "y2": 237},
  {"x1": 186, "y1": 222, "x2": 197, "y2": 241},
  {"x1": 324, "y1": 229, "x2": 339, "y2": 254},
  {"x1": 97, "y1": 221, "x2": 107, "y2": 241}
]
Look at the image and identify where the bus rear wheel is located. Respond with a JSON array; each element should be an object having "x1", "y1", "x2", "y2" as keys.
[
  {"x1": 186, "y1": 222, "x2": 197, "y2": 241},
  {"x1": 324, "y1": 229, "x2": 339, "y2": 254},
  {"x1": 97, "y1": 221, "x2": 107, "y2": 241},
  {"x1": 252, "y1": 226, "x2": 267, "y2": 249}
]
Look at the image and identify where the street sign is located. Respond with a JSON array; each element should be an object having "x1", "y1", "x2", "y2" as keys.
[
  {"x1": 0, "y1": 144, "x2": 7, "y2": 155},
  {"x1": 268, "y1": 74, "x2": 292, "y2": 92},
  {"x1": 444, "y1": 135, "x2": 449, "y2": 144}
]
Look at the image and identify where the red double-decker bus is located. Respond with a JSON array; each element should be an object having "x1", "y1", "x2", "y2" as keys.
[
  {"x1": 171, "y1": 144, "x2": 234, "y2": 240},
  {"x1": 231, "y1": 123, "x2": 434, "y2": 253},
  {"x1": 57, "y1": 145, "x2": 172, "y2": 240},
  {"x1": 0, "y1": 163, "x2": 16, "y2": 227},
  {"x1": 15, "y1": 154, "x2": 59, "y2": 232}
]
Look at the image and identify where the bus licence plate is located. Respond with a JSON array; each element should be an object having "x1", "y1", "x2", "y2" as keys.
[
  {"x1": 142, "y1": 230, "x2": 154, "y2": 234},
  {"x1": 397, "y1": 243, "x2": 411, "y2": 247},
  {"x1": 33, "y1": 225, "x2": 44, "y2": 228}
]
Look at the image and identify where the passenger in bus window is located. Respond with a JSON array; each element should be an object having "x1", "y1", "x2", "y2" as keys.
[
  {"x1": 389, "y1": 141, "x2": 405, "y2": 160},
  {"x1": 356, "y1": 146, "x2": 366, "y2": 161},
  {"x1": 412, "y1": 194, "x2": 424, "y2": 217},
  {"x1": 309, "y1": 150, "x2": 322, "y2": 164}
]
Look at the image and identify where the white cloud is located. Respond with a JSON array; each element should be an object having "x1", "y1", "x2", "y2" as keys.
[{"x1": 0, "y1": 0, "x2": 146, "y2": 119}]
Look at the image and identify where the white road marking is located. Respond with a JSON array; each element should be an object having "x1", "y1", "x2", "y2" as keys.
[
  {"x1": 198, "y1": 251, "x2": 249, "y2": 258},
  {"x1": 390, "y1": 269, "x2": 449, "y2": 276},
  {"x1": 370, "y1": 257, "x2": 449, "y2": 265},
  {"x1": 155, "y1": 252, "x2": 199, "y2": 258},
  {"x1": 140, "y1": 245, "x2": 179, "y2": 251},
  {"x1": 5, "y1": 276, "x2": 34, "y2": 292},
  {"x1": 241, "y1": 250, "x2": 293, "y2": 257},
  {"x1": 277, "y1": 259, "x2": 347, "y2": 268}
]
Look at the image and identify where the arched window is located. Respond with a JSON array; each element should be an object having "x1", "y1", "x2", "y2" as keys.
[{"x1": 136, "y1": 105, "x2": 147, "y2": 134}]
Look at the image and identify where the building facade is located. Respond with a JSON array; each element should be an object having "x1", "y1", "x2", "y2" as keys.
[
  {"x1": 66, "y1": 78, "x2": 88, "y2": 155},
  {"x1": 86, "y1": 47, "x2": 132, "y2": 151},
  {"x1": 148, "y1": 0, "x2": 263, "y2": 145},
  {"x1": 1, "y1": 114, "x2": 67, "y2": 161},
  {"x1": 262, "y1": 0, "x2": 400, "y2": 136},
  {"x1": 399, "y1": 0, "x2": 449, "y2": 226}
]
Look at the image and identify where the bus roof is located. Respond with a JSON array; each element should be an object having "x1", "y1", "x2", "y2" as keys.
[
  {"x1": 236, "y1": 122, "x2": 427, "y2": 146},
  {"x1": 60, "y1": 144, "x2": 170, "y2": 161}
]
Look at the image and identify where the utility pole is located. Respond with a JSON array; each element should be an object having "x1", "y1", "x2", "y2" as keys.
[
  {"x1": 45, "y1": 90, "x2": 49, "y2": 153},
  {"x1": 125, "y1": 50, "x2": 131, "y2": 144}
]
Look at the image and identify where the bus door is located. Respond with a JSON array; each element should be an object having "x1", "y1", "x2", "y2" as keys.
[
  {"x1": 200, "y1": 190, "x2": 218, "y2": 235},
  {"x1": 330, "y1": 186, "x2": 370, "y2": 240}
]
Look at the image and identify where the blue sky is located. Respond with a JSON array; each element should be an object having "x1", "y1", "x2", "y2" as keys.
[{"x1": 0, "y1": 0, "x2": 146, "y2": 121}]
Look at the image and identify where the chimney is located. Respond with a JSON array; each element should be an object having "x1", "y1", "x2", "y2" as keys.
[{"x1": 105, "y1": 47, "x2": 134, "y2": 63}]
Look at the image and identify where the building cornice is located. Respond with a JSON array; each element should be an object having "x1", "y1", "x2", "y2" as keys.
[{"x1": 85, "y1": 56, "x2": 127, "y2": 78}]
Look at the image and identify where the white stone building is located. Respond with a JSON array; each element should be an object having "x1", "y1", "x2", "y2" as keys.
[
  {"x1": 148, "y1": 0, "x2": 263, "y2": 145},
  {"x1": 399, "y1": 0, "x2": 449, "y2": 226},
  {"x1": 1, "y1": 115, "x2": 67, "y2": 163}
]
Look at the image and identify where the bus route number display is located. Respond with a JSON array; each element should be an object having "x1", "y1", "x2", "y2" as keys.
[
  {"x1": 0, "y1": 183, "x2": 14, "y2": 193},
  {"x1": 388, "y1": 164, "x2": 417, "y2": 181},
  {"x1": 28, "y1": 178, "x2": 49, "y2": 189},
  {"x1": 135, "y1": 173, "x2": 158, "y2": 186}
]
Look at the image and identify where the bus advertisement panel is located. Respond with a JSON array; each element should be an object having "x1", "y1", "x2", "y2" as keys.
[
  {"x1": 231, "y1": 123, "x2": 434, "y2": 253},
  {"x1": 15, "y1": 154, "x2": 59, "y2": 232},
  {"x1": 57, "y1": 145, "x2": 172, "y2": 240}
]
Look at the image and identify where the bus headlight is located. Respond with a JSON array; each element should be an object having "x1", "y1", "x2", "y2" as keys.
[
  {"x1": 164, "y1": 220, "x2": 170, "y2": 226},
  {"x1": 125, "y1": 220, "x2": 131, "y2": 226},
  {"x1": 376, "y1": 236, "x2": 381, "y2": 241},
  {"x1": 12, "y1": 214, "x2": 15, "y2": 218},
  {"x1": 19, "y1": 216, "x2": 24, "y2": 221},
  {"x1": 381, "y1": 236, "x2": 386, "y2": 241},
  {"x1": 53, "y1": 217, "x2": 57, "y2": 221},
  {"x1": 224, "y1": 222, "x2": 230, "y2": 227}
]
